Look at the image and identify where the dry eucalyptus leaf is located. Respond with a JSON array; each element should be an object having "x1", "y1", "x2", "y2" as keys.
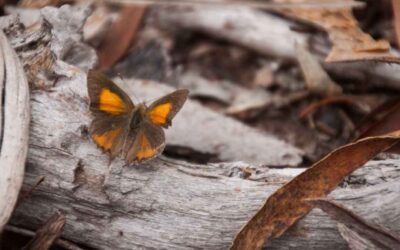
[
  {"x1": 102, "y1": 0, "x2": 362, "y2": 9},
  {"x1": 278, "y1": 0, "x2": 400, "y2": 63},
  {"x1": 358, "y1": 100, "x2": 400, "y2": 139},
  {"x1": 97, "y1": 5, "x2": 146, "y2": 70},
  {"x1": 299, "y1": 95, "x2": 378, "y2": 119},
  {"x1": 231, "y1": 130, "x2": 400, "y2": 250},
  {"x1": 393, "y1": 0, "x2": 400, "y2": 47},
  {"x1": 356, "y1": 99, "x2": 400, "y2": 154},
  {"x1": 18, "y1": 0, "x2": 63, "y2": 8}
]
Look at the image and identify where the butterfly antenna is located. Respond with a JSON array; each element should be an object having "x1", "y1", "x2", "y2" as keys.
[{"x1": 117, "y1": 73, "x2": 141, "y2": 103}]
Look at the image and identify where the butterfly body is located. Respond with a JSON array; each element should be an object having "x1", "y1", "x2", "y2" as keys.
[
  {"x1": 87, "y1": 70, "x2": 188, "y2": 164},
  {"x1": 129, "y1": 103, "x2": 148, "y2": 129}
]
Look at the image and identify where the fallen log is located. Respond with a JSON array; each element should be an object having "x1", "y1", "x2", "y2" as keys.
[{"x1": 11, "y1": 153, "x2": 400, "y2": 249}]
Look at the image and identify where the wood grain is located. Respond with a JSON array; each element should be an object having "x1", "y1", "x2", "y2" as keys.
[{"x1": 0, "y1": 30, "x2": 30, "y2": 232}]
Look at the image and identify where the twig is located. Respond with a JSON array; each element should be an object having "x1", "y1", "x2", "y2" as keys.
[
  {"x1": 299, "y1": 95, "x2": 369, "y2": 119},
  {"x1": 22, "y1": 212, "x2": 66, "y2": 250},
  {"x1": 5, "y1": 224, "x2": 84, "y2": 250},
  {"x1": 17, "y1": 176, "x2": 45, "y2": 206}
]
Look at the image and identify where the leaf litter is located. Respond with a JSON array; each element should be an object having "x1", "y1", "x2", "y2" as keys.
[
  {"x1": 276, "y1": 0, "x2": 400, "y2": 63},
  {"x1": 231, "y1": 130, "x2": 400, "y2": 249}
]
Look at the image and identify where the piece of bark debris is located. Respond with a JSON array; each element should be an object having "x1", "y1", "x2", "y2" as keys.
[{"x1": 22, "y1": 212, "x2": 66, "y2": 250}]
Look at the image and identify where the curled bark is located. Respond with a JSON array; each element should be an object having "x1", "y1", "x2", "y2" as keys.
[{"x1": 0, "y1": 30, "x2": 30, "y2": 232}]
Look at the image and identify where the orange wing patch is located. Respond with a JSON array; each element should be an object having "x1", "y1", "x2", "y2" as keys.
[
  {"x1": 136, "y1": 134, "x2": 157, "y2": 161},
  {"x1": 92, "y1": 128, "x2": 122, "y2": 150},
  {"x1": 99, "y1": 88, "x2": 127, "y2": 115},
  {"x1": 148, "y1": 103, "x2": 172, "y2": 125}
]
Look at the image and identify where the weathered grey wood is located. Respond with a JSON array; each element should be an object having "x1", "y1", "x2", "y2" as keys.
[
  {"x1": 0, "y1": 30, "x2": 30, "y2": 231},
  {"x1": 11, "y1": 154, "x2": 400, "y2": 250},
  {"x1": 153, "y1": 6, "x2": 400, "y2": 90},
  {"x1": 266, "y1": 159, "x2": 400, "y2": 250},
  {"x1": 154, "y1": 6, "x2": 307, "y2": 59},
  {"x1": 309, "y1": 199, "x2": 400, "y2": 249},
  {"x1": 3, "y1": 5, "x2": 400, "y2": 250},
  {"x1": 337, "y1": 223, "x2": 381, "y2": 250},
  {"x1": 119, "y1": 79, "x2": 303, "y2": 166}
]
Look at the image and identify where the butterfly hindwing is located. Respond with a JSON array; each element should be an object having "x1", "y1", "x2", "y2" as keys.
[
  {"x1": 87, "y1": 70, "x2": 133, "y2": 157},
  {"x1": 147, "y1": 89, "x2": 189, "y2": 128},
  {"x1": 89, "y1": 113, "x2": 130, "y2": 158},
  {"x1": 124, "y1": 120, "x2": 165, "y2": 163}
]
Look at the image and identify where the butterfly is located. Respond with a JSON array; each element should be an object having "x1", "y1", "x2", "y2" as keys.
[{"x1": 87, "y1": 70, "x2": 189, "y2": 164}]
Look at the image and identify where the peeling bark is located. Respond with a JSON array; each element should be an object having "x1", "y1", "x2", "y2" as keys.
[{"x1": 0, "y1": 30, "x2": 30, "y2": 232}]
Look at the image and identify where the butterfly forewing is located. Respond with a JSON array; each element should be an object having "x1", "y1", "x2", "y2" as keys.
[
  {"x1": 147, "y1": 89, "x2": 189, "y2": 128},
  {"x1": 87, "y1": 70, "x2": 134, "y2": 115},
  {"x1": 87, "y1": 70, "x2": 134, "y2": 157}
]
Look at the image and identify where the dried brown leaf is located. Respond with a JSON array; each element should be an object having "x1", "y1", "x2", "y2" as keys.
[
  {"x1": 393, "y1": 0, "x2": 400, "y2": 47},
  {"x1": 103, "y1": 0, "x2": 363, "y2": 9},
  {"x1": 299, "y1": 95, "x2": 372, "y2": 119},
  {"x1": 356, "y1": 99, "x2": 400, "y2": 153},
  {"x1": 231, "y1": 130, "x2": 400, "y2": 250},
  {"x1": 309, "y1": 199, "x2": 400, "y2": 250},
  {"x1": 351, "y1": 98, "x2": 400, "y2": 138},
  {"x1": 97, "y1": 5, "x2": 146, "y2": 70},
  {"x1": 18, "y1": 0, "x2": 63, "y2": 8},
  {"x1": 358, "y1": 100, "x2": 400, "y2": 139},
  {"x1": 277, "y1": 0, "x2": 400, "y2": 63}
]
